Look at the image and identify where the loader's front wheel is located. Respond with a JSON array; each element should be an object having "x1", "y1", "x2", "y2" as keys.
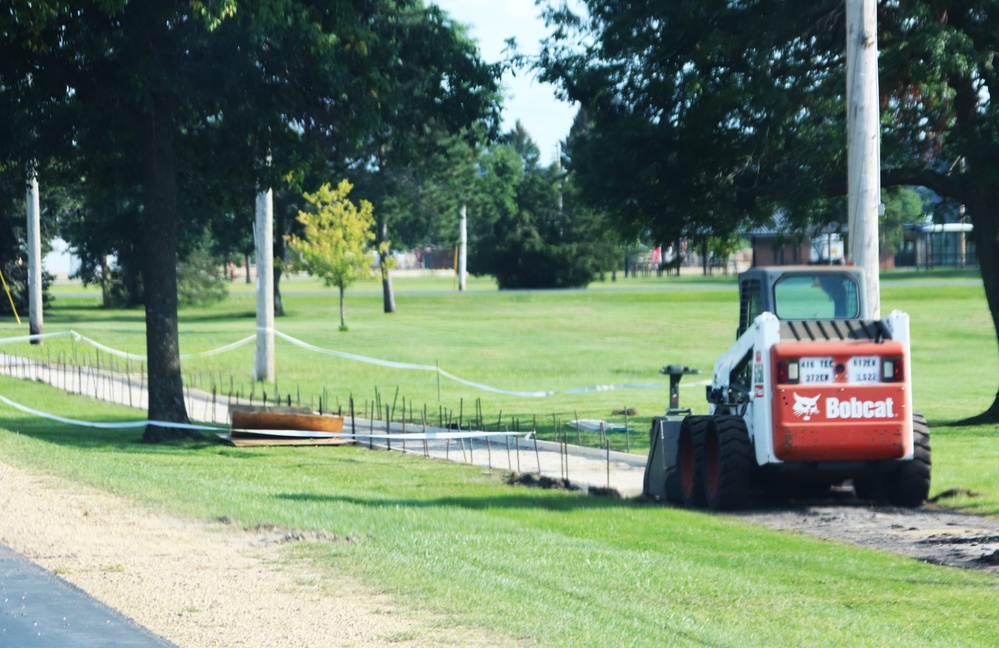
[
  {"x1": 704, "y1": 416, "x2": 754, "y2": 510},
  {"x1": 679, "y1": 416, "x2": 710, "y2": 507},
  {"x1": 658, "y1": 419, "x2": 685, "y2": 504}
]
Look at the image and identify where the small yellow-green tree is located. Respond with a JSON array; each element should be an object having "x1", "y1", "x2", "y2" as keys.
[{"x1": 286, "y1": 180, "x2": 375, "y2": 330}]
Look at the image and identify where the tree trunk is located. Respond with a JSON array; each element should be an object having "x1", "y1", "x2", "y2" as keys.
[
  {"x1": 137, "y1": 100, "x2": 195, "y2": 442},
  {"x1": 119, "y1": 253, "x2": 144, "y2": 306},
  {"x1": 378, "y1": 220, "x2": 396, "y2": 313},
  {"x1": 100, "y1": 262, "x2": 112, "y2": 309},
  {"x1": 273, "y1": 200, "x2": 285, "y2": 317},
  {"x1": 339, "y1": 286, "x2": 346, "y2": 330},
  {"x1": 382, "y1": 268, "x2": 396, "y2": 313},
  {"x1": 274, "y1": 264, "x2": 284, "y2": 316},
  {"x1": 962, "y1": 195, "x2": 999, "y2": 423}
]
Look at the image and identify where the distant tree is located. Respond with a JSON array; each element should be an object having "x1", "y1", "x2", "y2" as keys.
[
  {"x1": 352, "y1": 132, "x2": 479, "y2": 252},
  {"x1": 469, "y1": 123, "x2": 617, "y2": 289},
  {"x1": 285, "y1": 181, "x2": 375, "y2": 331},
  {"x1": 881, "y1": 187, "x2": 927, "y2": 257},
  {"x1": 176, "y1": 232, "x2": 229, "y2": 307}
]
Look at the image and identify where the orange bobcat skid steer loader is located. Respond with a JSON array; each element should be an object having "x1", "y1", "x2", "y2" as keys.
[{"x1": 644, "y1": 267, "x2": 930, "y2": 510}]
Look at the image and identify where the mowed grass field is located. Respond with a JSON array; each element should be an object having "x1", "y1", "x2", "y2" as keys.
[{"x1": 1, "y1": 270, "x2": 998, "y2": 646}]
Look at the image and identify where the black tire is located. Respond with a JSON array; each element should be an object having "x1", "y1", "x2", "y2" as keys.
[
  {"x1": 882, "y1": 413, "x2": 931, "y2": 507},
  {"x1": 658, "y1": 419, "x2": 684, "y2": 504},
  {"x1": 679, "y1": 416, "x2": 710, "y2": 507},
  {"x1": 704, "y1": 416, "x2": 755, "y2": 510}
]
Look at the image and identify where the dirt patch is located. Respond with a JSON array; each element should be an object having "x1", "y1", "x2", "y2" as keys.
[
  {"x1": 511, "y1": 464, "x2": 999, "y2": 576},
  {"x1": 505, "y1": 471, "x2": 584, "y2": 492},
  {"x1": 244, "y1": 522, "x2": 351, "y2": 547},
  {"x1": 732, "y1": 488, "x2": 999, "y2": 575}
]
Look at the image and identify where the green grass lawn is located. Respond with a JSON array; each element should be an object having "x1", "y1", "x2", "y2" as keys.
[
  {"x1": 19, "y1": 270, "x2": 997, "y2": 442},
  {"x1": 2, "y1": 270, "x2": 999, "y2": 645},
  {"x1": 1, "y1": 377, "x2": 998, "y2": 647}
]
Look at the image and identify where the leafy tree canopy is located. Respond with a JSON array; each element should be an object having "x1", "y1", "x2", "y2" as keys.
[
  {"x1": 0, "y1": 0, "x2": 502, "y2": 438},
  {"x1": 535, "y1": 0, "x2": 999, "y2": 421},
  {"x1": 469, "y1": 122, "x2": 618, "y2": 289}
]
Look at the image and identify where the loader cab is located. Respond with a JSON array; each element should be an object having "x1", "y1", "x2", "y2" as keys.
[{"x1": 737, "y1": 267, "x2": 866, "y2": 336}]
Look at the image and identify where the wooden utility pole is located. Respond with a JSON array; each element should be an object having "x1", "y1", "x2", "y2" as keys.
[
  {"x1": 254, "y1": 188, "x2": 274, "y2": 382},
  {"x1": 26, "y1": 173, "x2": 43, "y2": 343},
  {"x1": 846, "y1": 0, "x2": 881, "y2": 318},
  {"x1": 556, "y1": 142, "x2": 563, "y2": 213},
  {"x1": 458, "y1": 205, "x2": 467, "y2": 291}
]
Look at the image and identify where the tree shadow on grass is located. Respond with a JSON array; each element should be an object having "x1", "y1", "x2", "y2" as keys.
[
  {"x1": 274, "y1": 488, "x2": 648, "y2": 513},
  {"x1": 940, "y1": 414, "x2": 999, "y2": 428},
  {"x1": 0, "y1": 413, "x2": 220, "y2": 454}
]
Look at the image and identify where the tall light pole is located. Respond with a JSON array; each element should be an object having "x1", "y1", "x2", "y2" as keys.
[
  {"x1": 846, "y1": 0, "x2": 882, "y2": 318},
  {"x1": 458, "y1": 205, "x2": 467, "y2": 291},
  {"x1": 26, "y1": 172, "x2": 43, "y2": 343},
  {"x1": 254, "y1": 187, "x2": 274, "y2": 383}
]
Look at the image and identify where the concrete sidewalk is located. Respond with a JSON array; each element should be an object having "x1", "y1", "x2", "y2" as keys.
[
  {"x1": 0, "y1": 352, "x2": 651, "y2": 497},
  {"x1": 360, "y1": 426, "x2": 648, "y2": 497}
]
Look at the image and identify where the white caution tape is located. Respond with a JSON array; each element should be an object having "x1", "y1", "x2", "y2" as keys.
[
  {"x1": 563, "y1": 383, "x2": 662, "y2": 394},
  {"x1": 435, "y1": 368, "x2": 554, "y2": 397},
  {"x1": 230, "y1": 427, "x2": 524, "y2": 441},
  {"x1": 180, "y1": 335, "x2": 255, "y2": 359},
  {"x1": 269, "y1": 329, "x2": 437, "y2": 371},
  {"x1": 269, "y1": 330, "x2": 656, "y2": 397},
  {"x1": 0, "y1": 331, "x2": 254, "y2": 361},
  {"x1": 2, "y1": 328, "x2": 700, "y2": 398},
  {"x1": 271, "y1": 329, "x2": 554, "y2": 396},
  {"x1": 0, "y1": 391, "x2": 520, "y2": 440},
  {"x1": 71, "y1": 333, "x2": 146, "y2": 360},
  {"x1": 0, "y1": 393, "x2": 226, "y2": 432},
  {"x1": 0, "y1": 331, "x2": 78, "y2": 345}
]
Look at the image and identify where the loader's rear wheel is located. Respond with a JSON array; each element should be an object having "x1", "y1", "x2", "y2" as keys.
[
  {"x1": 852, "y1": 413, "x2": 931, "y2": 507},
  {"x1": 882, "y1": 413, "x2": 931, "y2": 507},
  {"x1": 679, "y1": 416, "x2": 710, "y2": 507},
  {"x1": 704, "y1": 416, "x2": 754, "y2": 510}
]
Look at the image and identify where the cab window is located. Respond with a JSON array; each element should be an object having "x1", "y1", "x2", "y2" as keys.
[
  {"x1": 773, "y1": 274, "x2": 860, "y2": 319},
  {"x1": 738, "y1": 278, "x2": 762, "y2": 335}
]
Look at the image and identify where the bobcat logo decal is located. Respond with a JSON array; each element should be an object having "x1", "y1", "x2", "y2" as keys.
[{"x1": 792, "y1": 393, "x2": 821, "y2": 421}]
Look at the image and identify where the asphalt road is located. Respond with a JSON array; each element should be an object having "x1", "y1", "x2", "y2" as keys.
[{"x1": 0, "y1": 545, "x2": 174, "y2": 647}]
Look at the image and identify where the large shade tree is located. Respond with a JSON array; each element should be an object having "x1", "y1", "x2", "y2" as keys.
[
  {"x1": 536, "y1": 0, "x2": 999, "y2": 422},
  {"x1": 0, "y1": 0, "x2": 500, "y2": 441}
]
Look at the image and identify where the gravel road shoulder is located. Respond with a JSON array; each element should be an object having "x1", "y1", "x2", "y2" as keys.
[{"x1": 0, "y1": 459, "x2": 502, "y2": 648}]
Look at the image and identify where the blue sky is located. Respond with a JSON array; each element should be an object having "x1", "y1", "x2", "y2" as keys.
[{"x1": 430, "y1": 0, "x2": 578, "y2": 164}]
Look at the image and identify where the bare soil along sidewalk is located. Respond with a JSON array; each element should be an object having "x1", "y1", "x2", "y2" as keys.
[{"x1": 733, "y1": 489, "x2": 999, "y2": 575}]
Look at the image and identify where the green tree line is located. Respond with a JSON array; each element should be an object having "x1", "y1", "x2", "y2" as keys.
[{"x1": 4, "y1": 0, "x2": 998, "y2": 431}]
